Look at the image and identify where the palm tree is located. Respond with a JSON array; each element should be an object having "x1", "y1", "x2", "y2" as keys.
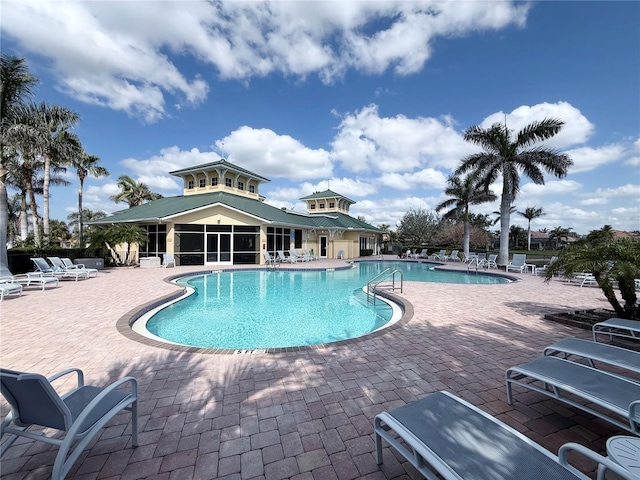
[
  {"x1": 509, "y1": 224, "x2": 526, "y2": 249},
  {"x1": 72, "y1": 152, "x2": 109, "y2": 247},
  {"x1": 518, "y1": 206, "x2": 544, "y2": 250},
  {"x1": 0, "y1": 54, "x2": 38, "y2": 265},
  {"x1": 549, "y1": 226, "x2": 574, "y2": 249},
  {"x1": 110, "y1": 175, "x2": 163, "y2": 207},
  {"x1": 436, "y1": 174, "x2": 497, "y2": 258},
  {"x1": 455, "y1": 118, "x2": 573, "y2": 265},
  {"x1": 67, "y1": 208, "x2": 107, "y2": 246},
  {"x1": 29, "y1": 102, "x2": 81, "y2": 239},
  {"x1": 492, "y1": 205, "x2": 517, "y2": 225}
]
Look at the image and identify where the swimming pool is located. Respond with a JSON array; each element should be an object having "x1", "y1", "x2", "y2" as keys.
[{"x1": 134, "y1": 261, "x2": 510, "y2": 351}]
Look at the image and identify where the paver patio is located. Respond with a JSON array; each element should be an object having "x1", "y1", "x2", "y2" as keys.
[{"x1": 0, "y1": 257, "x2": 632, "y2": 479}]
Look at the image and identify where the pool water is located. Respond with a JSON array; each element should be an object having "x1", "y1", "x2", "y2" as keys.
[{"x1": 142, "y1": 261, "x2": 509, "y2": 350}]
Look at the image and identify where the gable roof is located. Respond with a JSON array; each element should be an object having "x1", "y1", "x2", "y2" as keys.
[
  {"x1": 91, "y1": 192, "x2": 382, "y2": 232},
  {"x1": 299, "y1": 189, "x2": 355, "y2": 204},
  {"x1": 169, "y1": 159, "x2": 270, "y2": 183}
]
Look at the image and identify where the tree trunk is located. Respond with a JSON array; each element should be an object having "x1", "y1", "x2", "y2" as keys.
[
  {"x1": 527, "y1": 222, "x2": 531, "y2": 251},
  {"x1": 25, "y1": 170, "x2": 41, "y2": 246},
  {"x1": 0, "y1": 176, "x2": 8, "y2": 266},
  {"x1": 498, "y1": 193, "x2": 511, "y2": 266},
  {"x1": 78, "y1": 177, "x2": 84, "y2": 248},
  {"x1": 463, "y1": 221, "x2": 470, "y2": 258},
  {"x1": 20, "y1": 195, "x2": 28, "y2": 240},
  {"x1": 43, "y1": 154, "x2": 51, "y2": 239}
]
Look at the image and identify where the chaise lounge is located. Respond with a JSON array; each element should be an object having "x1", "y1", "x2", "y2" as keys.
[
  {"x1": 0, "y1": 261, "x2": 59, "y2": 291},
  {"x1": 374, "y1": 390, "x2": 633, "y2": 479}
]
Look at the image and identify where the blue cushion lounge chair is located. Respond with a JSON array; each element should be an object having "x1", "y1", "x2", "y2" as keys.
[
  {"x1": 0, "y1": 367, "x2": 138, "y2": 480},
  {"x1": 543, "y1": 337, "x2": 640, "y2": 376},
  {"x1": 506, "y1": 253, "x2": 527, "y2": 273},
  {"x1": 0, "y1": 281, "x2": 22, "y2": 301},
  {"x1": 33, "y1": 257, "x2": 88, "y2": 281},
  {"x1": 0, "y1": 261, "x2": 59, "y2": 291},
  {"x1": 374, "y1": 391, "x2": 632, "y2": 480},
  {"x1": 506, "y1": 356, "x2": 640, "y2": 435},
  {"x1": 61, "y1": 257, "x2": 98, "y2": 277}
]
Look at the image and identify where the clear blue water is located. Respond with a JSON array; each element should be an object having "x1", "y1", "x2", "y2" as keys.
[{"x1": 144, "y1": 261, "x2": 509, "y2": 350}]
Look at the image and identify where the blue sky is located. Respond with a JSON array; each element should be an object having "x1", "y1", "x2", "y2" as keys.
[{"x1": 2, "y1": 1, "x2": 639, "y2": 235}]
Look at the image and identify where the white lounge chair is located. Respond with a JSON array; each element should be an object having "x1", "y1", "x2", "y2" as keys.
[
  {"x1": 374, "y1": 391, "x2": 632, "y2": 480},
  {"x1": 61, "y1": 257, "x2": 98, "y2": 277},
  {"x1": 463, "y1": 252, "x2": 477, "y2": 263},
  {"x1": 264, "y1": 252, "x2": 280, "y2": 267},
  {"x1": 429, "y1": 250, "x2": 447, "y2": 261},
  {"x1": 448, "y1": 250, "x2": 460, "y2": 261},
  {"x1": 337, "y1": 250, "x2": 344, "y2": 259},
  {"x1": 506, "y1": 356, "x2": 640, "y2": 435},
  {"x1": 506, "y1": 253, "x2": 527, "y2": 273},
  {"x1": 0, "y1": 367, "x2": 138, "y2": 480},
  {"x1": 417, "y1": 249, "x2": 429, "y2": 258},
  {"x1": 162, "y1": 253, "x2": 176, "y2": 268},
  {"x1": 534, "y1": 256, "x2": 558, "y2": 275},
  {"x1": 277, "y1": 250, "x2": 296, "y2": 264},
  {"x1": 483, "y1": 253, "x2": 498, "y2": 269},
  {"x1": 0, "y1": 281, "x2": 22, "y2": 301},
  {"x1": 42, "y1": 257, "x2": 89, "y2": 281},
  {"x1": 0, "y1": 261, "x2": 59, "y2": 291},
  {"x1": 593, "y1": 317, "x2": 640, "y2": 344}
]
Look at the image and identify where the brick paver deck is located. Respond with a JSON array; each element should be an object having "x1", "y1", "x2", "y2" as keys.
[{"x1": 0, "y1": 257, "x2": 630, "y2": 479}]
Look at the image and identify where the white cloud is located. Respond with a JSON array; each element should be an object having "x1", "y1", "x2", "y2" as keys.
[
  {"x1": 3, "y1": 1, "x2": 529, "y2": 120},
  {"x1": 216, "y1": 127, "x2": 333, "y2": 181},
  {"x1": 330, "y1": 104, "x2": 474, "y2": 173},
  {"x1": 481, "y1": 102, "x2": 594, "y2": 149},
  {"x1": 564, "y1": 144, "x2": 626, "y2": 174},
  {"x1": 377, "y1": 169, "x2": 448, "y2": 190}
]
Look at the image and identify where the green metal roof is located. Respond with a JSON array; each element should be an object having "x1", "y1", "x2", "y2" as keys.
[
  {"x1": 299, "y1": 189, "x2": 355, "y2": 204},
  {"x1": 91, "y1": 192, "x2": 382, "y2": 233}
]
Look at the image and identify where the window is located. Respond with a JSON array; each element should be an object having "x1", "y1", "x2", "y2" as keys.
[
  {"x1": 225, "y1": 178, "x2": 232, "y2": 187},
  {"x1": 294, "y1": 229, "x2": 302, "y2": 249},
  {"x1": 319, "y1": 203, "x2": 325, "y2": 209},
  {"x1": 329, "y1": 202, "x2": 335, "y2": 208},
  {"x1": 139, "y1": 224, "x2": 167, "y2": 257},
  {"x1": 238, "y1": 181, "x2": 244, "y2": 190},
  {"x1": 199, "y1": 179, "x2": 205, "y2": 188},
  {"x1": 310, "y1": 204, "x2": 316, "y2": 210},
  {"x1": 211, "y1": 177, "x2": 218, "y2": 186},
  {"x1": 187, "y1": 180, "x2": 194, "y2": 189},
  {"x1": 249, "y1": 185, "x2": 255, "y2": 193}
]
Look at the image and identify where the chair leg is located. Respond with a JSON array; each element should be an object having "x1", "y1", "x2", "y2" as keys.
[{"x1": 131, "y1": 400, "x2": 138, "y2": 447}]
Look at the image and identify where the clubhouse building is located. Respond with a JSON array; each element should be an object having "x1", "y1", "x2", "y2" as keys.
[{"x1": 95, "y1": 160, "x2": 384, "y2": 266}]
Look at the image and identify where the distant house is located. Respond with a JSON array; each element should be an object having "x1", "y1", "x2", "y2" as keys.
[
  {"x1": 530, "y1": 231, "x2": 551, "y2": 250},
  {"x1": 93, "y1": 159, "x2": 383, "y2": 266}
]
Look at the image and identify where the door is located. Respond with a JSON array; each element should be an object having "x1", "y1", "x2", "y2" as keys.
[
  {"x1": 206, "y1": 233, "x2": 232, "y2": 264},
  {"x1": 319, "y1": 236, "x2": 328, "y2": 258}
]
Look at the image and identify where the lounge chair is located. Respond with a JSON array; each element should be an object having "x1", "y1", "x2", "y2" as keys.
[
  {"x1": 0, "y1": 367, "x2": 138, "y2": 480},
  {"x1": 303, "y1": 249, "x2": 316, "y2": 261},
  {"x1": 506, "y1": 356, "x2": 640, "y2": 434},
  {"x1": 264, "y1": 252, "x2": 280, "y2": 267},
  {"x1": 39, "y1": 257, "x2": 89, "y2": 281},
  {"x1": 462, "y1": 252, "x2": 477, "y2": 263},
  {"x1": 483, "y1": 253, "x2": 498, "y2": 269},
  {"x1": 0, "y1": 281, "x2": 22, "y2": 301},
  {"x1": 543, "y1": 337, "x2": 640, "y2": 376},
  {"x1": 277, "y1": 250, "x2": 296, "y2": 264},
  {"x1": 593, "y1": 317, "x2": 640, "y2": 344},
  {"x1": 448, "y1": 249, "x2": 461, "y2": 261},
  {"x1": 295, "y1": 249, "x2": 311, "y2": 261},
  {"x1": 61, "y1": 257, "x2": 98, "y2": 277},
  {"x1": 337, "y1": 250, "x2": 344, "y2": 259},
  {"x1": 570, "y1": 272, "x2": 598, "y2": 287},
  {"x1": 0, "y1": 261, "x2": 59, "y2": 291},
  {"x1": 534, "y1": 256, "x2": 558, "y2": 275},
  {"x1": 162, "y1": 253, "x2": 176, "y2": 268},
  {"x1": 417, "y1": 249, "x2": 429, "y2": 258},
  {"x1": 506, "y1": 253, "x2": 527, "y2": 273},
  {"x1": 429, "y1": 250, "x2": 447, "y2": 261},
  {"x1": 374, "y1": 390, "x2": 632, "y2": 480}
]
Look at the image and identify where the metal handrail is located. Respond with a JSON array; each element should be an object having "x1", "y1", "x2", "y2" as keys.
[{"x1": 367, "y1": 269, "x2": 403, "y2": 305}]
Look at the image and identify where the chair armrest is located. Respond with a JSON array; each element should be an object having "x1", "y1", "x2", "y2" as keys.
[
  {"x1": 558, "y1": 442, "x2": 632, "y2": 479},
  {"x1": 630, "y1": 400, "x2": 640, "y2": 433},
  {"x1": 47, "y1": 368, "x2": 85, "y2": 388}
]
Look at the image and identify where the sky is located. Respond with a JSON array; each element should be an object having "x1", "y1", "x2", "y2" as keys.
[{"x1": 2, "y1": 0, "x2": 639, "y2": 235}]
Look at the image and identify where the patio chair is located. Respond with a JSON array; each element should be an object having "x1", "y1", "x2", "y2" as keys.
[
  {"x1": 429, "y1": 250, "x2": 447, "y2": 261},
  {"x1": 417, "y1": 249, "x2": 429, "y2": 258},
  {"x1": 463, "y1": 252, "x2": 477, "y2": 263},
  {"x1": 506, "y1": 253, "x2": 527, "y2": 273},
  {"x1": 374, "y1": 390, "x2": 632, "y2": 480},
  {"x1": 162, "y1": 253, "x2": 176, "y2": 268},
  {"x1": 264, "y1": 252, "x2": 280, "y2": 267},
  {"x1": 0, "y1": 367, "x2": 138, "y2": 480},
  {"x1": 448, "y1": 250, "x2": 460, "y2": 261},
  {"x1": 535, "y1": 256, "x2": 558, "y2": 276},
  {"x1": 506, "y1": 356, "x2": 640, "y2": 435},
  {"x1": 303, "y1": 249, "x2": 316, "y2": 261},
  {"x1": 484, "y1": 253, "x2": 498, "y2": 269},
  {"x1": 0, "y1": 261, "x2": 59, "y2": 291},
  {"x1": 337, "y1": 250, "x2": 344, "y2": 259},
  {"x1": 0, "y1": 281, "x2": 22, "y2": 301},
  {"x1": 39, "y1": 257, "x2": 89, "y2": 281},
  {"x1": 61, "y1": 258, "x2": 98, "y2": 277},
  {"x1": 277, "y1": 250, "x2": 296, "y2": 264}
]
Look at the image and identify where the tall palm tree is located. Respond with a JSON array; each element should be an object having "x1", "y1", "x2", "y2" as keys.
[
  {"x1": 455, "y1": 118, "x2": 573, "y2": 265},
  {"x1": 518, "y1": 206, "x2": 544, "y2": 251},
  {"x1": 549, "y1": 226, "x2": 574, "y2": 249},
  {"x1": 435, "y1": 174, "x2": 496, "y2": 258},
  {"x1": 67, "y1": 208, "x2": 107, "y2": 246},
  {"x1": 30, "y1": 102, "x2": 81, "y2": 239},
  {"x1": 72, "y1": 152, "x2": 109, "y2": 248},
  {"x1": 110, "y1": 175, "x2": 163, "y2": 207},
  {"x1": 0, "y1": 54, "x2": 38, "y2": 264}
]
